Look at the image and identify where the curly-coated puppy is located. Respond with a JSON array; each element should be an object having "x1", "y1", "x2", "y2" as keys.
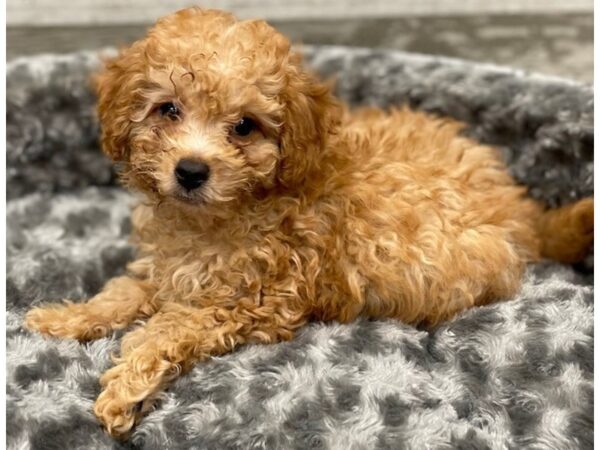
[{"x1": 25, "y1": 7, "x2": 593, "y2": 437}]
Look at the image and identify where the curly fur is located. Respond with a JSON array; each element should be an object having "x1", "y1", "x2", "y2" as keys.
[{"x1": 24, "y1": 7, "x2": 593, "y2": 438}]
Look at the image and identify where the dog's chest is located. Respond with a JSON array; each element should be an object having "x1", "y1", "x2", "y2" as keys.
[{"x1": 132, "y1": 208, "x2": 329, "y2": 305}]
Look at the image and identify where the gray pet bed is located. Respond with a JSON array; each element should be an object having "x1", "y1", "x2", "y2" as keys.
[{"x1": 7, "y1": 46, "x2": 593, "y2": 450}]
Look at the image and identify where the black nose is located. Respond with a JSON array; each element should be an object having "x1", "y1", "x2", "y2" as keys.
[{"x1": 175, "y1": 159, "x2": 210, "y2": 191}]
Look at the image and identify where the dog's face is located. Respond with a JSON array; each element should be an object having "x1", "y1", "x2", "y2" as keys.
[{"x1": 95, "y1": 8, "x2": 338, "y2": 209}]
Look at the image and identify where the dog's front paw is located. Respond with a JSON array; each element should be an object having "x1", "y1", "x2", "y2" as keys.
[
  {"x1": 24, "y1": 304, "x2": 110, "y2": 340},
  {"x1": 99, "y1": 362, "x2": 129, "y2": 387},
  {"x1": 24, "y1": 305, "x2": 72, "y2": 337},
  {"x1": 94, "y1": 382, "x2": 141, "y2": 438}
]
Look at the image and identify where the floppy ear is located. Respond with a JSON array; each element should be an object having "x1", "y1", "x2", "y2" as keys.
[
  {"x1": 93, "y1": 49, "x2": 141, "y2": 162},
  {"x1": 278, "y1": 53, "x2": 341, "y2": 189}
]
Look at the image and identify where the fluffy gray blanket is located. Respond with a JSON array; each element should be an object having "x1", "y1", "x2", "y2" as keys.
[{"x1": 7, "y1": 46, "x2": 593, "y2": 450}]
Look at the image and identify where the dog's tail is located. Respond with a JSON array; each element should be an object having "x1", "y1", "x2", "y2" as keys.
[{"x1": 536, "y1": 197, "x2": 594, "y2": 263}]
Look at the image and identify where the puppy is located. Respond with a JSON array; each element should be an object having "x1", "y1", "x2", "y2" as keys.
[{"x1": 25, "y1": 7, "x2": 593, "y2": 437}]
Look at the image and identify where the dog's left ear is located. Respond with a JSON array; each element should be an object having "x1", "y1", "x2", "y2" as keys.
[{"x1": 277, "y1": 53, "x2": 340, "y2": 189}]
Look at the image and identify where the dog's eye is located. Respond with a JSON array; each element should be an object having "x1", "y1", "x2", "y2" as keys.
[
  {"x1": 158, "y1": 102, "x2": 180, "y2": 120},
  {"x1": 233, "y1": 117, "x2": 256, "y2": 137}
]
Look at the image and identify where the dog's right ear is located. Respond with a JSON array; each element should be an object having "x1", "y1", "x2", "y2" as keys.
[{"x1": 92, "y1": 52, "x2": 136, "y2": 162}]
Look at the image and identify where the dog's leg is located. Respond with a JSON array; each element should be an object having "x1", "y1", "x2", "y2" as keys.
[
  {"x1": 24, "y1": 276, "x2": 157, "y2": 341},
  {"x1": 93, "y1": 300, "x2": 307, "y2": 437}
]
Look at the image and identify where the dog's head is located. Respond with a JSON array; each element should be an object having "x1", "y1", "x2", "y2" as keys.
[{"x1": 95, "y1": 8, "x2": 339, "y2": 209}]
